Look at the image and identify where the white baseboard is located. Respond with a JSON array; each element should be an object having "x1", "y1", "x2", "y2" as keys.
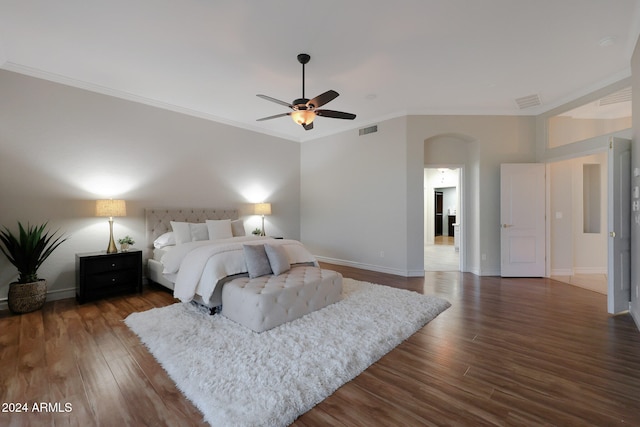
[
  {"x1": 0, "y1": 287, "x2": 76, "y2": 312},
  {"x1": 479, "y1": 268, "x2": 501, "y2": 276},
  {"x1": 551, "y1": 268, "x2": 574, "y2": 276},
  {"x1": 573, "y1": 267, "x2": 607, "y2": 275},
  {"x1": 314, "y1": 255, "x2": 424, "y2": 278},
  {"x1": 46, "y1": 287, "x2": 77, "y2": 301}
]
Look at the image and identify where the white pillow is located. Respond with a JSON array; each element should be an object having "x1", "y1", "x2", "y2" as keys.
[
  {"x1": 170, "y1": 221, "x2": 209, "y2": 244},
  {"x1": 170, "y1": 221, "x2": 191, "y2": 244},
  {"x1": 190, "y1": 223, "x2": 209, "y2": 241},
  {"x1": 153, "y1": 231, "x2": 175, "y2": 249},
  {"x1": 206, "y1": 219, "x2": 233, "y2": 240},
  {"x1": 231, "y1": 219, "x2": 246, "y2": 237}
]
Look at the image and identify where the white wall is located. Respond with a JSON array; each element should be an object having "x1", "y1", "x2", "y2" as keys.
[
  {"x1": 410, "y1": 116, "x2": 537, "y2": 275},
  {"x1": 572, "y1": 153, "x2": 608, "y2": 273},
  {"x1": 631, "y1": 35, "x2": 640, "y2": 327},
  {"x1": 549, "y1": 160, "x2": 574, "y2": 275},
  {"x1": 300, "y1": 116, "x2": 413, "y2": 275},
  {"x1": 301, "y1": 115, "x2": 537, "y2": 277},
  {"x1": 549, "y1": 153, "x2": 608, "y2": 276},
  {"x1": 0, "y1": 70, "x2": 301, "y2": 304}
]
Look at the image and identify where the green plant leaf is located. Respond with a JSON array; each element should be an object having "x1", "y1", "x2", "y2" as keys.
[{"x1": 0, "y1": 221, "x2": 68, "y2": 283}]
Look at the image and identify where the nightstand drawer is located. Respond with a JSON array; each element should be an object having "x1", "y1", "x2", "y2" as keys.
[
  {"x1": 86, "y1": 269, "x2": 138, "y2": 289},
  {"x1": 85, "y1": 255, "x2": 138, "y2": 274}
]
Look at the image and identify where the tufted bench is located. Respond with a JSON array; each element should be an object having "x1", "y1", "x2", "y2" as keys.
[{"x1": 221, "y1": 266, "x2": 343, "y2": 333}]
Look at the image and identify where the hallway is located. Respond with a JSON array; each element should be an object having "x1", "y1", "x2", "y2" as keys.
[{"x1": 424, "y1": 236, "x2": 459, "y2": 272}]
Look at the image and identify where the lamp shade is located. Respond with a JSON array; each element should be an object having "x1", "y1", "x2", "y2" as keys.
[
  {"x1": 254, "y1": 203, "x2": 271, "y2": 216},
  {"x1": 96, "y1": 199, "x2": 127, "y2": 217}
]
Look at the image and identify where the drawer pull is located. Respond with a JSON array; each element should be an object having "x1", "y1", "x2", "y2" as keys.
[
  {"x1": 111, "y1": 263, "x2": 116, "y2": 267},
  {"x1": 112, "y1": 278, "x2": 116, "y2": 282}
]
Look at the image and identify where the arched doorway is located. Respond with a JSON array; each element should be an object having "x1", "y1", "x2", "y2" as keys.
[{"x1": 424, "y1": 133, "x2": 476, "y2": 272}]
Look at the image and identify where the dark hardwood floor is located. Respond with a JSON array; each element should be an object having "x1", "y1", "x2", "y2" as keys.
[{"x1": 2, "y1": 264, "x2": 640, "y2": 426}]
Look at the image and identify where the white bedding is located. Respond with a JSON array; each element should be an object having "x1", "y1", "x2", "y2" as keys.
[
  {"x1": 160, "y1": 236, "x2": 318, "y2": 304},
  {"x1": 153, "y1": 246, "x2": 171, "y2": 261}
]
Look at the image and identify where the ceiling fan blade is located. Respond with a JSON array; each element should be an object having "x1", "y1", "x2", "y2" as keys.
[
  {"x1": 316, "y1": 109, "x2": 356, "y2": 120},
  {"x1": 256, "y1": 112, "x2": 291, "y2": 121},
  {"x1": 257, "y1": 94, "x2": 293, "y2": 108},
  {"x1": 303, "y1": 122, "x2": 314, "y2": 131},
  {"x1": 307, "y1": 90, "x2": 339, "y2": 109}
]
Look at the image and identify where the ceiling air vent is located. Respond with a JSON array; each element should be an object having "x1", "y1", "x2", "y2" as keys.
[
  {"x1": 359, "y1": 125, "x2": 378, "y2": 136},
  {"x1": 515, "y1": 94, "x2": 541, "y2": 109},
  {"x1": 599, "y1": 87, "x2": 631, "y2": 106}
]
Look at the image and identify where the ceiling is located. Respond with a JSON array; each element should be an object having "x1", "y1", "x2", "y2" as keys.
[{"x1": 1, "y1": 0, "x2": 639, "y2": 142}]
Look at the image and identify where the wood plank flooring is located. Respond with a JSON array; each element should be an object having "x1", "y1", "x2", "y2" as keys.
[{"x1": 1, "y1": 264, "x2": 640, "y2": 426}]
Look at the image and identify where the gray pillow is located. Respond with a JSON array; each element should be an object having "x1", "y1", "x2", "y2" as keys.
[
  {"x1": 264, "y1": 244, "x2": 290, "y2": 276},
  {"x1": 231, "y1": 219, "x2": 246, "y2": 237},
  {"x1": 243, "y1": 244, "x2": 272, "y2": 278}
]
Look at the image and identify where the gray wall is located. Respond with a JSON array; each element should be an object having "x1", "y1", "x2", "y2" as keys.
[
  {"x1": 631, "y1": 36, "x2": 640, "y2": 326},
  {"x1": 300, "y1": 116, "x2": 412, "y2": 275},
  {"x1": 301, "y1": 114, "x2": 537, "y2": 276},
  {"x1": 409, "y1": 115, "x2": 537, "y2": 275},
  {"x1": 549, "y1": 153, "x2": 608, "y2": 276},
  {"x1": 0, "y1": 70, "x2": 301, "y2": 303}
]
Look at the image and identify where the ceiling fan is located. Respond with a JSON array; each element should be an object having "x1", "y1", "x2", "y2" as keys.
[{"x1": 256, "y1": 53, "x2": 356, "y2": 130}]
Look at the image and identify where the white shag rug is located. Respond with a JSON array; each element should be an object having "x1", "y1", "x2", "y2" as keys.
[{"x1": 125, "y1": 278, "x2": 450, "y2": 427}]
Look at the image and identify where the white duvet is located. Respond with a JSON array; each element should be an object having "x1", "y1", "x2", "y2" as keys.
[{"x1": 161, "y1": 236, "x2": 318, "y2": 303}]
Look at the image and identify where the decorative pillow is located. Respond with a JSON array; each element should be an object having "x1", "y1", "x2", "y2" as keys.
[
  {"x1": 243, "y1": 244, "x2": 272, "y2": 278},
  {"x1": 170, "y1": 221, "x2": 192, "y2": 244},
  {"x1": 190, "y1": 223, "x2": 209, "y2": 241},
  {"x1": 206, "y1": 219, "x2": 233, "y2": 240},
  {"x1": 171, "y1": 221, "x2": 208, "y2": 244},
  {"x1": 264, "y1": 244, "x2": 290, "y2": 275},
  {"x1": 231, "y1": 219, "x2": 246, "y2": 237},
  {"x1": 153, "y1": 231, "x2": 175, "y2": 249}
]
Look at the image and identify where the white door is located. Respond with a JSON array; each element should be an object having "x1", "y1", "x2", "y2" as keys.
[
  {"x1": 501, "y1": 163, "x2": 546, "y2": 277},
  {"x1": 607, "y1": 137, "x2": 631, "y2": 314}
]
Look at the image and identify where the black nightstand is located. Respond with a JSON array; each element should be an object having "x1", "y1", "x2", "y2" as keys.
[{"x1": 76, "y1": 250, "x2": 142, "y2": 303}]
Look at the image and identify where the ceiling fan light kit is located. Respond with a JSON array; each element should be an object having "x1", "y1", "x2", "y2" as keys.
[
  {"x1": 291, "y1": 109, "x2": 315, "y2": 126},
  {"x1": 256, "y1": 53, "x2": 356, "y2": 131}
]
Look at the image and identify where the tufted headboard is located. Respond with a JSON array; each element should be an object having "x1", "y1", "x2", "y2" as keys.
[{"x1": 145, "y1": 208, "x2": 239, "y2": 250}]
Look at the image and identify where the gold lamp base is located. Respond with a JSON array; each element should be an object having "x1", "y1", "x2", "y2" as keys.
[{"x1": 106, "y1": 218, "x2": 118, "y2": 253}]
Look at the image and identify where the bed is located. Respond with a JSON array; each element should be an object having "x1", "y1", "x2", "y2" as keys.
[{"x1": 145, "y1": 208, "x2": 319, "y2": 311}]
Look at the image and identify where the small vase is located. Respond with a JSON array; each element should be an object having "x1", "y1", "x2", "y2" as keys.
[{"x1": 120, "y1": 243, "x2": 130, "y2": 252}]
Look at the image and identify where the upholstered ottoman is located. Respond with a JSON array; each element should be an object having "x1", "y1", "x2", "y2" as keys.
[{"x1": 221, "y1": 266, "x2": 343, "y2": 332}]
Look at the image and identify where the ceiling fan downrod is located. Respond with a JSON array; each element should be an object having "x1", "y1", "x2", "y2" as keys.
[{"x1": 298, "y1": 53, "x2": 310, "y2": 101}]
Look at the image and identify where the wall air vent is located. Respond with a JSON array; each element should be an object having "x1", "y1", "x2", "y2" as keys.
[
  {"x1": 599, "y1": 87, "x2": 631, "y2": 106},
  {"x1": 515, "y1": 94, "x2": 541, "y2": 109},
  {"x1": 359, "y1": 125, "x2": 378, "y2": 136}
]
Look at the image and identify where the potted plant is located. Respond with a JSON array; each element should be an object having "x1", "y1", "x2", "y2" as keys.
[
  {"x1": 251, "y1": 228, "x2": 262, "y2": 236},
  {"x1": 118, "y1": 235, "x2": 135, "y2": 252},
  {"x1": 0, "y1": 222, "x2": 68, "y2": 314}
]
